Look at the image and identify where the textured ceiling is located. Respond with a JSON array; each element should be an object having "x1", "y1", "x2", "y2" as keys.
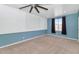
[{"x1": 5, "y1": 4, "x2": 79, "y2": 18}]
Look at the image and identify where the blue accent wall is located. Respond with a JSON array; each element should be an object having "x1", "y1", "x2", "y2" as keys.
[
  {"x1": 0, "y1": 30, "x2": 47, "y2": 47},
  {"x1": 47, "y1": 13, "x2": 78, "y2": 40},
  {"x1": 66, "y1": 13, "x2": 78, "y2": 39},
  {"x1": 47, "y1": 18, "x2": 52, "y2": 34}
]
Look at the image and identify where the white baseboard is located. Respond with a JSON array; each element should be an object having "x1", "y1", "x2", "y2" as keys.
[
  {"x1": 0, "y1": 34, "x2": 46, "y2": 48},
  {"x1": 47, "y1": 34, "x2": 78, "y2": 41}
]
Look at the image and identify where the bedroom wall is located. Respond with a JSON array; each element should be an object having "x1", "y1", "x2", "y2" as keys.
[
  {"x1": 66, "y1": 13, "x2": 78, "y2": 39},
  {"x1": 78, "y1": 12, "x2": 79, "y2": 40},
  {"x1": 0, "y1": 5, "x2": 47, "y2": 47},
  {"x1": 47, "y1": 18, "x2": 52, "y2": 34},
  {"x1": 47, "y1": 13, "x2": 78, "y2": 40},
  {"x1": 0, "y1": 5, "x2": 47, "y2": 34}
]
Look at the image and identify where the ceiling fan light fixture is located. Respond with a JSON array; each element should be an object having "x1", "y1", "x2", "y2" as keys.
[{"x1": 19, "y1": 4, "x2": 48, "y2": 13}]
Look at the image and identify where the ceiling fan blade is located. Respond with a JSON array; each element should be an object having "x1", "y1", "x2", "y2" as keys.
[
  {"x1": 19, "y1": 5, "x2": 31, "y2": 9},
  {"x1": 35, "y1": 7, "x2": 40, "y2": 13},
  {"x1": 37, "y1": 5, "x2": 48, "y2": 10},
  {"x1": 29, "y1": 6, "x2": 33, "y2": 13}
]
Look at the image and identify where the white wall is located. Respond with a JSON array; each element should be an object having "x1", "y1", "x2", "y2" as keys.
[{"x1": 0, "y1": 5, "x2": 47, "y2": 34}]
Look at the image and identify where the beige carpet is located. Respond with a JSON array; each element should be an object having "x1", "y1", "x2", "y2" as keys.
[{"x1": 0, "y1": 35, "x2": 79, "y2": 54}]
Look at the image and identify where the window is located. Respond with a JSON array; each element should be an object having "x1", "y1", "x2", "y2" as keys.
[{"x1": 55, "y1": 18, "x2": 62, "y2": 32}]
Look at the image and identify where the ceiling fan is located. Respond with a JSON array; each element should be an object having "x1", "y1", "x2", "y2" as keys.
[{"x1": 19, "y1": 4, "x2": 48, "y2": 13}]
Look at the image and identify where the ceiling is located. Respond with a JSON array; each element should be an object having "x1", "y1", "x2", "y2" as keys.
[{"x1": 5, "y1": 4, "x2": 79, "y2": 18}]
